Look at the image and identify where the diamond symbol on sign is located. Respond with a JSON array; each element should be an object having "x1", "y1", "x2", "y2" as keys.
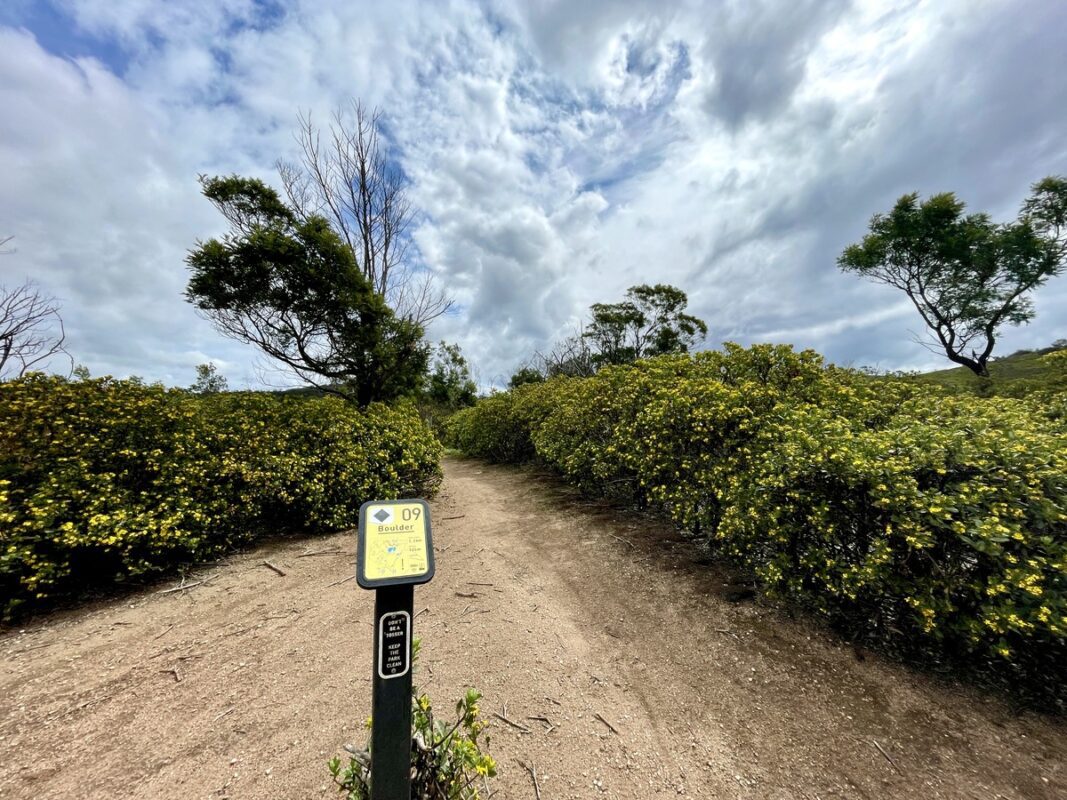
[{"x1": 373, "y1": 509, "x2": 391, "y2": 523}]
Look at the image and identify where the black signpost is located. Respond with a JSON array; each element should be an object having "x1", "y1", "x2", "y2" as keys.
[{"x1": 357, "y1": 499, "x2": 435, "y2": 800}]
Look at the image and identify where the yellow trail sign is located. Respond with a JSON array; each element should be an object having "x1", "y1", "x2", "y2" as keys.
[{"x1": 357, "y1": 499, "x2": 434, "y2": 588}]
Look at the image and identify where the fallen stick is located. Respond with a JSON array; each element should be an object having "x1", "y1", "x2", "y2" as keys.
[
  {"x1": 161, "y1": 667, "x2": 182, "y2": 683},
  {"x1": 296, "y1": 548, "x2": 339, "y2": 558},
  {"x1": 872, "y1": 740, "x2": 902, "y2": 774},
  {"x1": 492, "y1": 712, "x2": 531, "y2": 733},
  {"x1": 157, "y1": 579, "x2": 193, "y2": 595},
  {"x1": 441, "y1": 514, "x2": 467, "y2": 520},
  {"x1": 594, "y1": 712, "x2": 619, "y2": 734},
  {"x1": 527, "y1": 715, "x2": 556, "y2": 732},
  {"x1": 153, "y1": 624, "x2": 175, "y2": 640},
  {"x1": 455, "y1": 591, "x2": 480, "y2": 598},
  {"x1": 263, "y1": 561, "x2": 286, "y2": 577},
  {"x1": 518, "y1": 760, "x2": 541, "y2": 800},
  {"x1": 466, "y1": 582, "x2": 494, "y2": 586},
  {"x1": 213, "y1": 707, "x2": 235, "y2": 723},
  {"x1": 219, "y1": 625, "x2": 255, "y2": 639},
  {"x1": 610, "y1": 534, "x2": 635, "y2": 548},
  {"x1": 325, "y1": 574, "x2": 355, "y2": 588},
  {"x1": 157, "y1": 573, "x2": 219, "y2": 595},
  {"x1": 414, "y1": 607, "x2": 430, "y2": 619}
]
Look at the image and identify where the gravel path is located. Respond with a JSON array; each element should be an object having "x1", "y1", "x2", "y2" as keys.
[{"x1": 1, "y1": 456, "x2": 1064, "y2": 799}]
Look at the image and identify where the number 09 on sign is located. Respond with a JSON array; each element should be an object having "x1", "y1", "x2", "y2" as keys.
[{"x1": 357, "y1": 499, "x2": 435, "y2": 588}]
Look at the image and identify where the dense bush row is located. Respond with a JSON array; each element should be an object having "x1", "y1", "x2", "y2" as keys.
[
  {"x1": 0, "y1": 375, "x2": 442, "y2": 617},
  {"x1": 448, "y1": 344, "x2": 1067, "y2": 692}
]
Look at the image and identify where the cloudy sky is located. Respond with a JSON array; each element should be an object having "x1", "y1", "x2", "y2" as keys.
[{"x1": 1, "y1": 0, "x2": 1064, "y2": 389}]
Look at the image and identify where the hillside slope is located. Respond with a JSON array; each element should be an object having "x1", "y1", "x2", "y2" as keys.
[{"x1": 897, "y1": 344, "x2": 1066, "y2": 394}]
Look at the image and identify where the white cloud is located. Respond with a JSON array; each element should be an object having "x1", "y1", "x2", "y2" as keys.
[{"x1": 0, "y1": 0, "x2": 1064, "y2": 391}]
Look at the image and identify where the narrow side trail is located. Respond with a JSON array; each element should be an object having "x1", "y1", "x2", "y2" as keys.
[{"x1": 1, "y1": 456, "x2": 1064, "y2": 799}]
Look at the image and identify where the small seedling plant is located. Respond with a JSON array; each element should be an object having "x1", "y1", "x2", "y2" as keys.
[{"x1": 329, "y1": 641, "x2": 497, "y2": 799}]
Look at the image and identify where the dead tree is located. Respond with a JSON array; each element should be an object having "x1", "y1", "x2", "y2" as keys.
[
  {"x1": 534, "y1": 326, "x2": 597, "y2": 378},
  {"x1": 277, "y1": 100, "x2": 453, "y2": 326},
  {"x1": 0, "y1": 280, "x2": 72, "y2": 379}
]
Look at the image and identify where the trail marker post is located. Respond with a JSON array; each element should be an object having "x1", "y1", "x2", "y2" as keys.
[{"x1": 356, "y1": 499, "x2": 435, "y2": 800}]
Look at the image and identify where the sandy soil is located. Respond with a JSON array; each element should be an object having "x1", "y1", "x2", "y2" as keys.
[{"x1": 1, "y1": 456, "x2": 1064, "y2": 799}]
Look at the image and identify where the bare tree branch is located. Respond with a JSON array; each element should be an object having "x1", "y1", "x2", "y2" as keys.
[
  {"x1": 533, "y1": 325, "x2": 596, "y2": 378},
  {"x1": 0, "y1": 280, "x2": 73, "y2": 380},
  {"x1": 276, "y1": 99, "x2": 454, "y2": 326}
]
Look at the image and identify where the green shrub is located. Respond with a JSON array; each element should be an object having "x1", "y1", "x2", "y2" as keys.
[
  {"x1": 446, "y1": 388, "x2": 538, "y2": 463},
  {"x1": 0, "y1": 375, "x2": 442, "y2": 616},
  {"x1": 330, "y1": 642, "x2": 496, "y2": 799},
  {"x1": 448, "y1": 344, "x2": 1067, "y2": 695},
  {"x1": 720, "y1": 394, "x2": 1066, "y2": 675}
]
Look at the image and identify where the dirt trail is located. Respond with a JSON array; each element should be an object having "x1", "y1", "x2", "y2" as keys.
[{"x1": 1, "y1": 456, "x2": 1064, "y2": 799}]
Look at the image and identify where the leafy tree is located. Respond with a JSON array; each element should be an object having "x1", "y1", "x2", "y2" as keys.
[
  {"x1": 839, "y1": 177, "x2": 1067, "y2": 377},
  {"x1": 190, "y1": 362, "x2": 228, "y2": 394},
  {"x1": 186, "y1": 175, "x2": 428, "y2": 405},
  {"x1": 424, "y1": 341, "x2": 477, "y2": 410},
  {"x1": 583, "y1": 284, "x2": 708, "y2": 368},
  {"x1": 507, "y1": 365, "x2": 544, "y2": 389}
]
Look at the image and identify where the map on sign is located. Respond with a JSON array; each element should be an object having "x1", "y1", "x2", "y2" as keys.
[{"x1": 358, "y1": 499, "x2": 434, "y2": 587}]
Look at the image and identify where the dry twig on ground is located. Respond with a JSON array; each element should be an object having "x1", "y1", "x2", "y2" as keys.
[
  {"x1": 518, "y1": 760, "x2": 541, "y2": 799},
  {"x1": 492, "y1": 712, "x2": 531, "y2": 733},
  {"x1": 152, "y1": 625, "x2": 175, "y2": 640},
  {"x1": 594, "y1": 712, "x2": 619, "y2": 734},
  {"x1": 157, "y1": 573, "x2": 219, "y2": 595},
  {"x1": 872, "y1": 739, "x2": 902, "y2": 774},
  {"x1": 160, "y1": 667, "x2": 182, "y2": 683}
]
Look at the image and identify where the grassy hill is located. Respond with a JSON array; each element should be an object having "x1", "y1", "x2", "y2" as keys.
[{"x1": 900, "y1": 343, "x2": 1067, "y2": 396}]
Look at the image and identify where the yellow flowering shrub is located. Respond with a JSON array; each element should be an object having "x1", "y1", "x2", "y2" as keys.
[
  {"x1": 0, "y1": 375, "x2": 442, "y2": 616},
  {"x1": 448, "y1": 344, "x2": 1067, "y2": 687},
  {"x1": 444, "y1": 380, "x2": 556, "y2": 464}
]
